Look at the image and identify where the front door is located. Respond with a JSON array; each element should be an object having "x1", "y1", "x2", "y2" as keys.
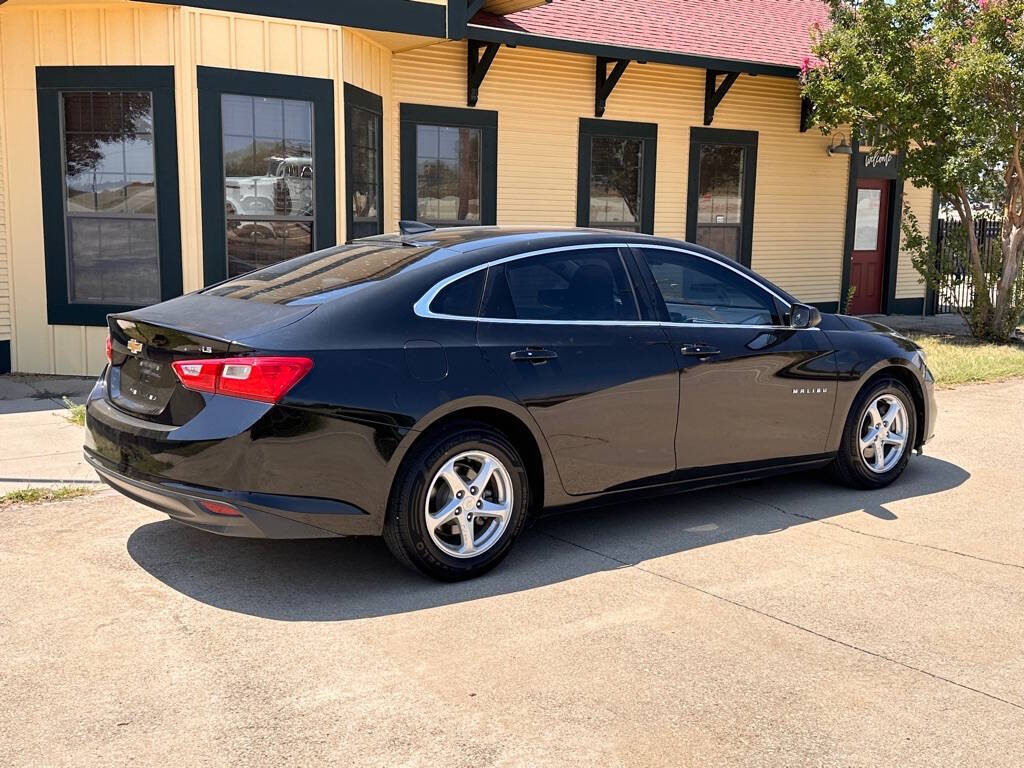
[
  {"x1": 632, "y1": 246, "x2": 837, "y2": 472},
  {"x1": 477, "y1": 246, "x2": 680, "y2": 495},
  {"x1": 848, "y1": 178, "x2": 890, "y2": 315}
]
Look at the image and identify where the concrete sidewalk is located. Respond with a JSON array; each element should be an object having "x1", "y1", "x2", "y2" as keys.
[{"x1": 0, "y1": 374, "x2": 99, "y2": 493}]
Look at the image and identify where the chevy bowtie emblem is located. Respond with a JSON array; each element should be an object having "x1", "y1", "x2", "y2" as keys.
[{"x1": 127, "y1": 339, "x2": 143, "y2": 355}]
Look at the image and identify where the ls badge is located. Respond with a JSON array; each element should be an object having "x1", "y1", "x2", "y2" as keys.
[{"x1": 127, "y1": 339, "x2": 143, "y2": 355}]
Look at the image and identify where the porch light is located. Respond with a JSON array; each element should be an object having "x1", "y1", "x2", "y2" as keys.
[{"x1": 828, "y1": 133, "x2": 853, "y2": 156}]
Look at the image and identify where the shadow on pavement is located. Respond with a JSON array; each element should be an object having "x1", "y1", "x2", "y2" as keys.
[
  {"x1": 0, "y1": 374, "x2": 94, "y2": 415},
  {"x1": 127, "y1": 456, "x2": 969, "y2": 621}
]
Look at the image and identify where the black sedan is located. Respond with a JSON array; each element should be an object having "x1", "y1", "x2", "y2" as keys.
[{"x1": 85, "y1": 225, "x2": 936, "y2": 580}]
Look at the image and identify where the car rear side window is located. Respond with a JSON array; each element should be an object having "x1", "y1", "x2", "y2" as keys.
[
  {"x1": 483, "y1": 248, "x2": 639, "y2": 322},
  {"x1": 430, "y1": 270, "x2": 485, "y2": 317},
  {"x1": 203, "y1": 241, "x2": 435, "y2": 304},
  {"x1": 638, "y1": 248, "x2": 779, "y2": 326}
]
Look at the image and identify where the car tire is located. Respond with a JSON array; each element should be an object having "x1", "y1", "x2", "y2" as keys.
[
  {"x1": 830, "y1": 377, "x2": 917, "y2": 489},
  {"x1": 383, "y1": 423, "x2": 531, "y2": 581}
]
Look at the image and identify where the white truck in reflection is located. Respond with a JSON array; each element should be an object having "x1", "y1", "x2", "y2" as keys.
[{"x1": 225, "y1": 156, "x2": 314, "y2": 226}]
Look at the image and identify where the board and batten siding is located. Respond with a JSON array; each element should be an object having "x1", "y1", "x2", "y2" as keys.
[
  {"x1": 0, "y1": 3, "x2": 391, "y2": 375},
  {"x1": 0, "y1": 95, "x2": 10, "y2": 351},
  {"x1": 897, "y1": 182, "x2": 931, "y2": 301},
  {"x1": 391, "y1": 41, "x2": 853, "y2": 306}
]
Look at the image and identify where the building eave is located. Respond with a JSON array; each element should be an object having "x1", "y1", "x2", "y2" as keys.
[
  {"x1": 135, "y1": 0, "x2": 448, "y2": 38},
  {"x1": 464, "y1": 22, "x2": 802, "y2": 79}
]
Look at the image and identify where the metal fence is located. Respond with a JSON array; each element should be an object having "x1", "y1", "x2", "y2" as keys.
[{"x1": 933, "y1": 217, "x2": 1002, "y2": 314}]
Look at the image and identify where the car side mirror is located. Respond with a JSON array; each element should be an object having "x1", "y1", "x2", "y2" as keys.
[{"x1": 789, "y1": 303, "x2": 821, "y2": 329}]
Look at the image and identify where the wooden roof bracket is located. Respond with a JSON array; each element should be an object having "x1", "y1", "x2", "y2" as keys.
[{"x1": 704, "y1": 69, "x2": 740, "y2": 125}]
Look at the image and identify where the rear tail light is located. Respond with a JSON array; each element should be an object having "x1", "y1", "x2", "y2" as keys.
[
  {"x1": 171, "y1": 356, "x2": 313, "y2": 403},
  {"x1": 105, "y1": 334, "x2": 112, "y2": 364}
]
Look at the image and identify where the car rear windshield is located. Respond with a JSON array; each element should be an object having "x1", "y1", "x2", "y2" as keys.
[{"x1": 203, "y1": 242, "x2": 437, "y2": 305}]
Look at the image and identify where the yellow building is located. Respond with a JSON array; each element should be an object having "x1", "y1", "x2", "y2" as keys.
[{"x1": 0, "y1": 0, "x2": 934, "y2": 376}]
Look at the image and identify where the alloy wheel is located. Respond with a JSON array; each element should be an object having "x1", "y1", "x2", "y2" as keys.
[
  {"x1": 424, "y1": 450, "x2": 514, "y2": 559},
  {"x1": 859, "y1": 394, "x2": 910, "y2": 474}
]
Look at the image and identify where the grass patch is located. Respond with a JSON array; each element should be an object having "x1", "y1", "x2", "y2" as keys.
[
  {"x1": 910, "y1": 333, "x2": 1024, "y2": 388},
  {"x1": 0, "y1": 485, "x2": 94, "y2": 509},
  {"x1": 61, "y1": 396, "x2": 86, "y2": 426}
]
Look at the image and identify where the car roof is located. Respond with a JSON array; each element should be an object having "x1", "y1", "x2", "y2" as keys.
[
  {"x1": 359, "y1": 226, "x2": 664, "y2": 252},
  {"x1": 356, "y1": 226, "x2": 799, "y2": 305}
]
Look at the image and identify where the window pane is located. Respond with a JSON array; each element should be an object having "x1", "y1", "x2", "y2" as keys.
[
  {"x1": 416, "y1": 124, "x2": 480, "y2": 226},
  {"x1": 207, "y1": 242, "x2": 436, "y2": 304},
  {"x1": 694, "y1": 225, "x2": 740, "y2": 262},
  {"x1": 349, "y1": 106, "x2": 381, "y2": 237},
  {"x1": 589, "y1": 136, "x2": 642, "y2": 230},
  {"x1": 695, "y1": 144, "x2": 746, "y2": 260},
  {"x1": 854, "y1": 188, "x2": 882, "y2": 250},
  {"x1": 226, "y1": 220, "x2": 313, "y2": 278},
  {"x1": 431, "y1": 270, "x2": 485, "y2": 317},
  {"x1": 283, "y1": 100, "x2": 312, "y2": 142},
  {"x1": 223, "y1": 93, "x2": 315, "y2": 250},
  {"x1": 221, "y1": 94, "x2": 253, "y2": 136},
  {"x1": 697, "y1": 145, "x2": 744, "y2": 224},
  {"x1": 640, "y1": 249, "x2": 776, "y2": 326},
  {"x1": 61, "y1": 90, "x2": 160, "y2": 307},
  {"x1": 487, "y1": 249, "x2": 638, "y2": 321},
  {"x1": 68, "y1": 217, "x2": 159, "y2": 305}
]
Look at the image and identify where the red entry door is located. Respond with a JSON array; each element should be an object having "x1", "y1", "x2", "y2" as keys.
[{"x1": 848, "y1": 178, "x2": 889, "y2": 315}]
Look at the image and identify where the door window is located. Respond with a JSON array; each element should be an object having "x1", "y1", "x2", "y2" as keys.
[
  {"x1": 639, "y1": 249, "x2": 778, "y2": 326},
  {"x1": 484, "y1": 249, "x2": 639, "y2": 322},
  {"x1": 854, "y1": 188, "x2": 882, "y2": 250}
]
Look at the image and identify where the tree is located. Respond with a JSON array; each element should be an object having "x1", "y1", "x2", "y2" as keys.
[{"x1": 802, "y1": 0, "x2": 1024, "y2": 340}]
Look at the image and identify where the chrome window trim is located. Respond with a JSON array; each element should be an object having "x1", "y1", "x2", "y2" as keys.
[
  {"x1": 635, "y1": 243, "x2": 792, "y2": 309},
  {"x1": 413, "y1": 241, "x2": 820, "y2": 331}
]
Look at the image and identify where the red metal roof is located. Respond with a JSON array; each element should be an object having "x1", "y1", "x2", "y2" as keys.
[{"x1": 469, "y1": 0, "x2": 828, "y2": 72}]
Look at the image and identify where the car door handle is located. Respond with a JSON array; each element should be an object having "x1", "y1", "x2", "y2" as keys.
[
  {"x1": 680, "y1": 344, "x2": 721, "y2": 358},
  {"x1": 510, "y1": 348, "x2": 558, "y2": 363}
]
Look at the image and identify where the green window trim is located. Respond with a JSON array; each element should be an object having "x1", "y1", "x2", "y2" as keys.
[
  {"x1": 576, "y1": 118, "x2": 658, "y2": 235},
  {"x1": 686, "y1": 127, "x2": 758, "y2": 268},
  {"x1": 344, "y1": 83, "x2": 385, "y2": 242},
  {"x1": 399, "y1": 103, "x2": 498, "y2": 227},
  {"x1": 197, "y1": 66, "x2": 336, "y2": 286},
  {"x1": 36, "y1": 65, "x2": 183, "y2": 327}
]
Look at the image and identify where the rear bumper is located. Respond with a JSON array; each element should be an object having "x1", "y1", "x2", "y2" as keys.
[
  {"x1": 86, "y1": 450, "x2": 347, "y2": 539},
  {"x1": 83, "y1": 373, "x2": 406, "y2": 537}
]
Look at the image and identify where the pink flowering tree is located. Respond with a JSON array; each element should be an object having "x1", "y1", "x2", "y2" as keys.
[{"x1": 803, "y1": 0, "x2": 1024, "y2": 340}]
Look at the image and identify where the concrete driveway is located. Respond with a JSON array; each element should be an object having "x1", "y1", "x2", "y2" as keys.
[{"x1": 2, "y1": 380, "x2": 1023, "y2": 767}]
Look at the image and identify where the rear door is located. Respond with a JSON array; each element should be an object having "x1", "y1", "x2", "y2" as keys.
[
  {"x1": 477, "y1": 245, "x2": 679, "y2": 495},
  {"x1": 632, "y1": 246, "x2": 837, "y2": 472}
]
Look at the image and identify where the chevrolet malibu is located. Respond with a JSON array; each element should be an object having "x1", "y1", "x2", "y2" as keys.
[{"x1": 84, "y1": 225, "x2": 936, "y2": 580}]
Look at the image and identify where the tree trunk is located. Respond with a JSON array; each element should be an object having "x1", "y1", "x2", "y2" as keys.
[
  {"x1": 952, "y1": 187, "x2": 991, "y2": 334},
  {"x1": 991, "y1": 134, "x2": 1024, "y2": 339}
]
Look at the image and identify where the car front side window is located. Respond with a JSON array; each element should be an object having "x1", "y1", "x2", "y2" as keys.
[
  {"x1": 482, "y1": 248, "x2": 640, "y2": 322},
  {"x1": 638, "y1": 248, "x2": 779, "y2": 326}
]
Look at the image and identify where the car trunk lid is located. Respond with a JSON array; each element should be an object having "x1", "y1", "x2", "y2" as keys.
[{"x1": 107, "y1": 293, "x2": 315, "y2": 423}]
